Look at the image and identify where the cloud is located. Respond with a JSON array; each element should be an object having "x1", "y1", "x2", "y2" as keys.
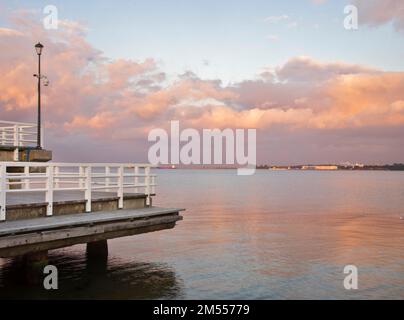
[
  {"x1": 353, "y1": 0, "x2": 404, "y2": 32},
  {"x1": 311, "y1": 0, "x2": 328, "y2": 5},
  {"x1": 228, "y1": 58, "x2": 404, "y2": 141},
  {"x1": 275, "y1": 56, "x2": 379, "y2": 82},
  {"x1": 264, "y1": 15, "x2": 289, "y2": 23},
  {"x1": 0, "y1": 27, "x2": 24, "y2": 37},
  {"x1": 263, "y1": 14, "x2": 298, "y2": 31},
  {"x1": 286, "y1": 21, "x2": 298, "y2": 29},
  {"x1": 266, "y1": 34, "x2": 279, "y2": 41},
  {"x1": 1, "y1": 11, "x2": 404, "y2": 164}
]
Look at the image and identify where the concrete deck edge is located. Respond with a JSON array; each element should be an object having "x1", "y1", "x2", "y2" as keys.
[{"x1": 0, "y1": 207, "x2": 185, "y2": 237}]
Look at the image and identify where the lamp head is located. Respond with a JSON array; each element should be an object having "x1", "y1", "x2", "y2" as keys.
[{"x1": 35, "y1": 42, "x2": 44, "y2": 55}]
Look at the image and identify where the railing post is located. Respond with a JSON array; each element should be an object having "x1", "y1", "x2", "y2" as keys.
[
  {"x1": 1, "y1": 130, "x2": 5, "y2": 145},
  {"x1": 105, "y1": 166, "x2": 111, "y2": 192},
  {"x1": 85, "y1": 166, "x2": 92, "y2": 212},
  {"x1": 145, "y1": 166, "x2": 151, "y2": 206},
  {"x1": 45, "y1": 165, "x2": 54, "y2": 216},
  {"x1": 134, "y1": 166, "x2": 139, "y2": 193},
  {"x1": 0, "y1": 164, "x2": 7, "y2": 221},
  {"x1": 24, "y1": 166, "x2": 30, "y2": 189},
  {"x1": 13, "y1": 125, "x2": 18, "y2": 146},
  {"x1": 151, "y1": 174, "x2": 156, "y2": 195},
  {"x1": 18, "y1": 126, "x2": 23, "y2": 147},
  {"x1": 117, "y1": 165, "x2": 124, "y2": 209},
  {"x1": 13, "y1": 149, "x2": 19, "y2": 161},
  {"x1": 40, "y1": 125, "x2": 44, "y2": 149}
]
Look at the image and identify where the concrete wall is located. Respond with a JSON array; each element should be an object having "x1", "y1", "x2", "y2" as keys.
[
  {"x1": 0, "y1": 148, "x2": 52, "y2": 162},
  {"x1": 5, "y1": 196, "x2": 147, "y2": 221},
  {"x1": 0, "y1": 150, "x2": 14, "y2": 161}
]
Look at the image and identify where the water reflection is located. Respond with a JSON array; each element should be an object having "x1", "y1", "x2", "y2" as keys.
[
  {"x1": 0, "y1": 249, "x2": 184, "y2": 299},
  {"x1": 1, "y1": 170, "x2": 404, "y2": 299}
]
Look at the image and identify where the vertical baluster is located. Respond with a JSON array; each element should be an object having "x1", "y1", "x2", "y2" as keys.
[
  {"x1": 18, "y1": 126, "x2": 23, "y2": 147},
  {"x1": 117, "y1": 165, "x2": 124, "y2": 209},
  {"x1": 45, "y1": 165, "x2": 54, "y2": 216},
  {"x1": 134, "y1": 166, "x2": 139, "y2": 193},
  {"x1": 145, "y1": 166, "x2": 151, "y2": 206},
  {"x1": 13, "y1": 125, "x2": 18, "y2": 147},
  {"x1": 13, "y1": 149, "x2": 19, "y2": 161},
  {"x1": 24, "y1": 166, "x2": 29, "y2": 189},
  {"x1": 0, "y1": 164, "x2": 7, "y2": 221},
  {"x1": 40, "y1": 125, "x2": 44, "y2": 149},
  {"x1": 85, "y1": 166, "x2": 92, "y2": 212},
  {"x1": 13, "y1": 125, "x2": 19, "y2": 161},
  {"x1": 105, "y1": 166, "x2": 111, "y2": 192},
  {"x1": 151, "y1": 174, "x2": 156, "y2": 195}
]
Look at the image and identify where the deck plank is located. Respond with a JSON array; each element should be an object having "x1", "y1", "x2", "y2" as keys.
[{"x1": 0, "y1": 206, "x2": 185, "y2": 237}]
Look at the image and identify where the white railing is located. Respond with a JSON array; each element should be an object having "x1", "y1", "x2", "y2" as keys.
[
  {"x1": 0, "y1": 162, "x2": 157, "y2": 221},
  {"x1": 0, "y1": 121, "x2": 40, "y2": 148}
]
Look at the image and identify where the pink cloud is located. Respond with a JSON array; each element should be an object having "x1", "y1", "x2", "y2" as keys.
[
  {"x1": 0, "y1": 27, "x2": 24, "y2": 37},
  {"x1": 1, "y1": 11, "x2": 404, "y2": 164},
  {"x1": 275, "y1": 56, "x2": 378, "y2": 82},
  {"x1": 353, "y1": 0, "x2": 404, "y2": 32}
]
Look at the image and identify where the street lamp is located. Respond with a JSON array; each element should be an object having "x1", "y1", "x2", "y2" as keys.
[
  {"x1": 33, "y1": 42, "x2": 48, "y2": 149},
  {"x1": 35, "y1": 42, "x2": 43, "y2": 55}
]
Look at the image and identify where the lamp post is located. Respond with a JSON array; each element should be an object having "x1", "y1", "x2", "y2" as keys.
[{"x1": 34, "y1": 42, "x2": 44, "y2": 149}]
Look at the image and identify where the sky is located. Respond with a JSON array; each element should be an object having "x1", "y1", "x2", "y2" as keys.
[{"x1": 0, "y1": 0, "x2": 404, "y2": 165}]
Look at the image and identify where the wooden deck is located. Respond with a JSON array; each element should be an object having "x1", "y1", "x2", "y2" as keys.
[
  {"x1": 0, "y1": 165, "x2": 184, "y2": 258},
  {"x1": 0, "y1": 207, "x2": 184, "y2": 237},
  {"x1": 0, "y1": 206, "x2": 184, "y2": 257}
]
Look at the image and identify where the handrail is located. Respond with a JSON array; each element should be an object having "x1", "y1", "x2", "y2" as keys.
[
  {"x1": 0, "y1": 162, "x2": 156, "y2": 221},
  {"x1": 0, "y1": 121, "x2": 40, "y2": 160},
  {"x1": 0, "y1": 120, "x2": 38, "y2": 126}
]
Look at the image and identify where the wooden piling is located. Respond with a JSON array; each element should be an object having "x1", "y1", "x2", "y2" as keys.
[
  {"x1": 22, "y1": 250, "x2": 48, "y2": 285},
  {"x1": 87, "y1": 240, "x2": 108, "y2": 259}
]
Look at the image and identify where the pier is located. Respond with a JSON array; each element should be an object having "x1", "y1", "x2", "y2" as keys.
[
  {"x1": 0, "y1": 159, "x2": 184, "y2": 260},
  {"x1": 0, "y1": 120, "x2": 52, "y2": 162},
  {"x1": 0, "y1": 39, "x2": 185, "y2": 286}
]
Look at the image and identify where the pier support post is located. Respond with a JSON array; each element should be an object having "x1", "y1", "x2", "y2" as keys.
[
  {"x1": 86, "y1": 240, "x2": 108, "y2": 260},
  {"x1": 22, "y1": 250, "x2": 49, "y2": 285}
]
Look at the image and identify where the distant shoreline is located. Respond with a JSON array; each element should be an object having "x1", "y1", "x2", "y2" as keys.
[
  {"x1": 258, "y1": 164, "x2": 404, "y2": 171},
  {"x1": 156, "y1": 163, "x2": 404, "y2": 171}
]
